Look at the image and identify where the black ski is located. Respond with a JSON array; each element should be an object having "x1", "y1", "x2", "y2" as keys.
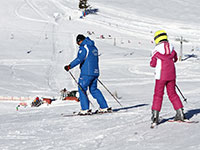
[
  {"x1": 61, "y1": 111, "x2": 103, "y2": 117},
  {"x1": 61, "y1": 109, "x2": 126, "y2": 117}
]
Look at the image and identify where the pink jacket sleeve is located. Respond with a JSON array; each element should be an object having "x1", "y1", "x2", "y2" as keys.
[
  {"x1": 173, "y1": 50, "x2": 178, "y2": 62},
  {"x1": 150, "y1": 55, "x2": 157, "y2": 67}
]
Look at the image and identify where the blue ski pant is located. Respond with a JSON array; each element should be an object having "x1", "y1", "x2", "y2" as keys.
[{"x1": 78, "y1": 75, "x2": 108, "y2": 110}]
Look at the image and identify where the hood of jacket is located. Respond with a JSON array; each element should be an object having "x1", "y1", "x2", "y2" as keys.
[{"x1": 80, "y1": 37, "x2": 94, "y2": 47}]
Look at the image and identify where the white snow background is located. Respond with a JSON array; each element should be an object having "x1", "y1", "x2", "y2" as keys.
[{"x1": 0, "y1": 0, "x2": 200, "y2": 150}]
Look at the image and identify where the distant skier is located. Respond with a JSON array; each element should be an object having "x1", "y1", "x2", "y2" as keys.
[
  {"x1": 31, "y1": 97, "x2": 43, "y2": 107},
  {"x1": 60, "y1": 88, "x2": 70, "y2": 100},
  {"x1": 64, "y1": 34, "x2": 111, "y2": 115},
  {"x1": 150, "y1": 30, "x2": 186, "y2": 125}
]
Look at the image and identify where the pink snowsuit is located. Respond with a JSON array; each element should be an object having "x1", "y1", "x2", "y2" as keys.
[{"x1": 150, "y1": 41, "x2": 183, "y2": 112}]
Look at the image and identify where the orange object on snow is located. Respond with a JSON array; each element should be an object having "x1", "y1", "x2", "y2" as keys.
[
  {"x1": 64, "y1": 97, "x2": 79, "y2": 102},
  {"x1": 43, "y1": 98, "x2": 52, "y2": 104}
]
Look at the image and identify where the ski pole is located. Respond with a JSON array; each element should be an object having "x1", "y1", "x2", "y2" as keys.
[
  {"x1": 97, "y1": 79, "x2": 123, "y2": 107},
  {"x1": 175, "y1": 84, "x2": 187, "y2": 103},
  {"x1": 68, "y1": 71, "x2": 95, "y2": 108}
]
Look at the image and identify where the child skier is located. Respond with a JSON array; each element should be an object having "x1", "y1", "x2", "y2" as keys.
[
  {"x1": 64, "y1": 34, "x2": 111, "y2": 115},
  {"x1": 150, "y1": 30, "x2": 186, "y2": 125}
]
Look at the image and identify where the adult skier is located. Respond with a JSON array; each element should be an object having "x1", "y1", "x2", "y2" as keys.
[
  {"x1": 150, "y1": 30, "x2": 186, "y2": 125},
  {"x1": 64, "y1": 34, "x2": 111, "y2": 115}
]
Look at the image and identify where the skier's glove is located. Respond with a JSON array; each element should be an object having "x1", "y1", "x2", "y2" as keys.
[{"x1": 64, "y1": 65, "x2": 71, "y2": 71}]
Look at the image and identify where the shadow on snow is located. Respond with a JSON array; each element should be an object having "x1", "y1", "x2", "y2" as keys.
[
  {"x1": 159, "y1": 108, "x2": 200, "y2": 125},
  {"x1": 113, "y1": 104, "x2": 149, "y2": 112},
  {"x1": 185, "y1": 108, "x2": 200, "y2": 119}
]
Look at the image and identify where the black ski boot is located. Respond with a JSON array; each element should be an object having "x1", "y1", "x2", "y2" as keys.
[
  {"x1": 174, "y1": 108, "x2": 186, "y2": 121},
  {"x1": 151, "y1": 110, "x2": 159, "y2": 128}
]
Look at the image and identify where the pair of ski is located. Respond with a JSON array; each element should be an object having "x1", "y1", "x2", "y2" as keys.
[
  {"x1": 61, "y1": 109, "x2": 119, "y2": 117},
  {"x1": 151, "y1": 119, "x2": 199, "y2": 129},
  {"x1": 61, "y1": 110, "x2": 199, "y2": 128}
]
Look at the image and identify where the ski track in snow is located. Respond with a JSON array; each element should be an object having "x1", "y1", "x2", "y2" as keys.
[{"x1": 15, "y1": 0, "x2": 57, "y2": 24}]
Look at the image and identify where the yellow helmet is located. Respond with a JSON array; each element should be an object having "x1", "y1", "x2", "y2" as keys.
[{"x1": 154, "y1": 30, "x2": 168, "y2": 45}]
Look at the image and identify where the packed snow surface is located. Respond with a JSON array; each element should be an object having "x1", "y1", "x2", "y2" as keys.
[{"x1": 0, "y1": 0, "x2": 200, "y2": 149}]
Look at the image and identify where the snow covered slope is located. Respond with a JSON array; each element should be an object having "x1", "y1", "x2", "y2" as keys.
[{"x1": 0, "y1": 0, "x2": 200, "y2": 149}]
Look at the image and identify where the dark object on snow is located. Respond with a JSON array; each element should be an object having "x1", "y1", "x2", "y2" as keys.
[
  {"x1": 59, "y1": 50, "x2": 63, "y2": 53},
  {"x1": 182, "y1": 54, "x2": 198, "y2": 61},
  {"x1": 79, "y1": 0, "x2": 90, "y2": 10},
  {"x1": 31, "y1": 97, "x2": 43, "y2": 107},
  {"x1": 60, "y1": 88, "x2": 79, "y2": 102},
  {"x1": 85, "y1": 8, "x2": 99, "y2": 15},
  {"x1": 64, "y1": 90, "x2": 79, "y2": 102},
  {"x1": 68, "y1": 90, "x2": 78, "y2": 97}
]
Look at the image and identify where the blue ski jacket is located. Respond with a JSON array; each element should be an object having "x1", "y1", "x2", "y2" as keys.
[{"x1": 70, "y1": 37, "x2": 100, "y2": 76}]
